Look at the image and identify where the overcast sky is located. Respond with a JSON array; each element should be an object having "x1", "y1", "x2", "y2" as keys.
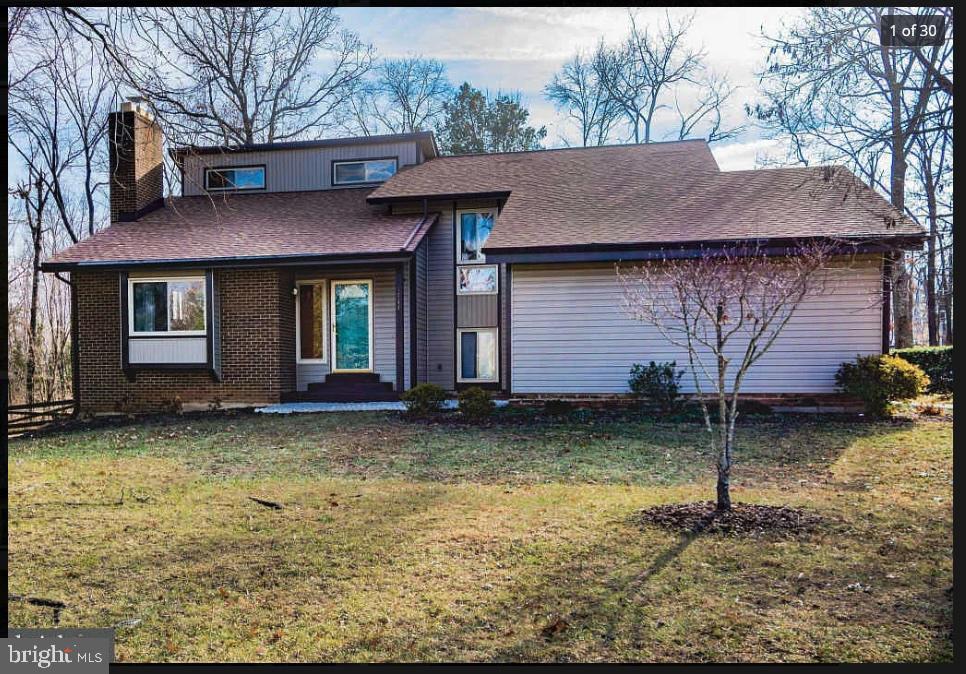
[{"x1": 339, "y1": 6, "x2": 806, "y2": 170}]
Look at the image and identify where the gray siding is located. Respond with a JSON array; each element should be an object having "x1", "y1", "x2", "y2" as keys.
[
  {"x1": 181, "y1": 142, "x2": 422, "y2": 196},
  {"x1": 294, "y1": 267, "x2": 402, "y2": 391},
  {"x1": 457, "y1": 293, "x2": 499, "y2": 327},
  {"x1": 415, "y1": 237, "x2": 430, "y2": 384},
  {"x1": 392, "y1": 198, "x2": 504, "y2": 390},
  {"x1": 511, "y1": 257, "x2": 884, "y2": 394},
  {"x1": 426, "y1": 208, "x2": 455, "y2": 388}
]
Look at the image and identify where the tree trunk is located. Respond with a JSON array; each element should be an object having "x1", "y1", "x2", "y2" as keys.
[
  {"x1": 715, "y1": 303, "x2": 731, "y2": 511},
  {"x1": 924, "y1": 169, "x2": 939, "y2": 346},
  {"x1": 26, "y1": 192, "x2": 43, "y2": 406}
]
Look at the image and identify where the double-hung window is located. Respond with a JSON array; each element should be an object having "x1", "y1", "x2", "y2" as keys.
[
  {"x1": 205, "y1": 166, "x2": 265, "y2": 192},
  {"x1": 129, "y1": 276, "x2": 207, "y2": 336}
]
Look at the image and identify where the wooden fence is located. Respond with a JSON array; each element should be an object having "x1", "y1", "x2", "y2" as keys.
[{"x1": 7, "y1": 399, "x2": 76, "y2": 437}]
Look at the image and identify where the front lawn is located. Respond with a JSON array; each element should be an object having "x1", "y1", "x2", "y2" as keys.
[{"x1": 7, "y1": 410, "x2": 953, "y2": 662}]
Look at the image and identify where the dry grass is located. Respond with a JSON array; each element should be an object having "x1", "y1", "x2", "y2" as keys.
[{"x1": 7, "y1": 410, "x2": 952, "y2": 662}]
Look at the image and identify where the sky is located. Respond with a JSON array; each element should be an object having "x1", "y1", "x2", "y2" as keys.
[{"x1": 338, "y1": 6, "x2": 806, "y2": 170}]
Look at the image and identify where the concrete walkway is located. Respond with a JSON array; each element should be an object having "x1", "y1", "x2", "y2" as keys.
[{"x1": 256, "y1": 399, "x2": 509, "y2": 414}]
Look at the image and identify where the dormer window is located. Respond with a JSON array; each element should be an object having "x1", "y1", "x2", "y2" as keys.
[
  {"x1": 333, "y1": 158, "x2": 397, "y2": 186},
  {"x1": 205, "y1": 166, "x2": 265, "y2": 192}
]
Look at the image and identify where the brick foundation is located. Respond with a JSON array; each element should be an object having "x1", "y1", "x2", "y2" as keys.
[{"x1": 75, "y1": 268, "x2": 295, "y2": 413}]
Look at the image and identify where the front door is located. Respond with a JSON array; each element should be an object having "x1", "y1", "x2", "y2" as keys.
[{"x1": 331, "y1": 280, "x2": 373, "y2": 372}]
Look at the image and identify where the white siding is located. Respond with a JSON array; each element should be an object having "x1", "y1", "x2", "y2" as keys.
[
  {"x1": 511, "y1": 257, "x2": 884, "y2": 394},
  {"x1": 181, "y1": 142, "x2": 422, "y2": 196},
  {"x1": 129, "y1": 337, "x2": 207, "y2": 364}
]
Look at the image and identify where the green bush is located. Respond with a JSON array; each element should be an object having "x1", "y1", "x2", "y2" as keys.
[
  {"x1": 629, "y1": 361, "x2": 685, "y2": 412},
  {"x1": 835, "y1": 354, "x2": 930, "y2": 417},
  {"x1": 400, "y1": 383, "x2": 448, "y2": 417},
  {"x1": 893, "y1": 346, "x2": 953, "y2": 393},
  {"x1": 457, "y1": 386, "x2": 495, "y2": 421}
]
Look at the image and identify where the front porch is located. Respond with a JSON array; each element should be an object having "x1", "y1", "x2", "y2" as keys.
[{"x1": 283, "y1": 261, "x2": 415, "y2": 402}]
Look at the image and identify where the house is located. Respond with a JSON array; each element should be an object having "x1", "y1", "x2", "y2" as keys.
[{"x1": 43, "y1": 100, "x2": 924, "y2": 412}]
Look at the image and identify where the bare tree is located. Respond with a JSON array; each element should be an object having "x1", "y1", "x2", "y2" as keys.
[
  {"x1": 910, "y1": 102, "x2": 953, "y2": 345},
  {"x1": 673, "y1": 70, "x2": 743, "y2": 143},
  {"x1": 89, "y1": 7, "x2": 373, "y2": 145},
  {"x1": 752, "y1": 6, "x2": 953, "y2": 347},
  {"x1": 618, "y1": 242, "x2": 834, "y2": 510},
  {"x1": 544, "y1": 52, "x2": 623, "y2": 146},
  {"x1": 590, "y1": 10, "x2": 741, "y2": 144},
  {"x1": 9, "y1": 163, "x2": 53, "y2": 405},
  {"x1": 9, "y1": 12, "x2": 114, "y2": 243},
  {"x1": 351, "y1": 56, "x2": 452, "y2": 136}
]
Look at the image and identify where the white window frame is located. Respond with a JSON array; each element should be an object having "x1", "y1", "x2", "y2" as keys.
[
  {"x1": 332, "y1": 158, "x2": 398, "y2": 186},
  {"x1": 456, "y1": 264, "x2": 499, "y2": 295},
  {"x1": 456, "y1": 327, "x2": 499, "y2": 383},
  {"x1": 295, "y1": 279, "x2": 328, "y2": 364},
  {"x1": 330, "y1": 279, "x2": 375, "y2": 373},
  {"x1": 128, "y1": 275, "x2": 207, "y2": 337},
  {"x1": 456, "y1": 208, "x2": 497, "y2": 264},
  {"x1": 204, "y1": 165, "x2": 265, "y2": 192}
]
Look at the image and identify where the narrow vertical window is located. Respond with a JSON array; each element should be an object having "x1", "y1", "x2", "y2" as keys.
[
  {"x1": 297, "y1": 281, "x2": 327, "y2": 362},
  {"x1": 457, "y1": 328, "x2": 498, "y2": 383}
]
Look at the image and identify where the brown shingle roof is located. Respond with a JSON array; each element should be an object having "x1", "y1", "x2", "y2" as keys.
[
  {"x1": 45, "y1": 188, "x2": 436, "y2": 268},
  {"x1": 368, "y1": 141, "x2": 922, "y2": 250}
]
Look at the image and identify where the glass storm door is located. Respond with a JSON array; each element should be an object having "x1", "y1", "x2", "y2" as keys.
[{"x1": 331, "y1": 280, "x2": 372, "y2": 372}]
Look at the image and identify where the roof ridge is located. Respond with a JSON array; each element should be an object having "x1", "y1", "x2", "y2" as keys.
[{"x1": 427, "y1": 138, "x2": 709, "y2": 161}]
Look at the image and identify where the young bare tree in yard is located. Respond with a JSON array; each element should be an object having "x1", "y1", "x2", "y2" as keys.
[{"x1": 618, "y1": 242, "x2": 833, "y2": 510}]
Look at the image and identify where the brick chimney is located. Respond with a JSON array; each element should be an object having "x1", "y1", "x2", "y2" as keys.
[{"x1": 108, "y1": 98, "x2": 164, "y2": 222}]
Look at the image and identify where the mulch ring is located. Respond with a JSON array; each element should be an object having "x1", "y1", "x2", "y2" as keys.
[{"x1": 637, "y1": 501, "x2": 823, "y2": 539}]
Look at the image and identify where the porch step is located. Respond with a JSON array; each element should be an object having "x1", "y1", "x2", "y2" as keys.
[
  {"x1": 281, "y1": 390, "x2": 400, "y2": 403},
  {"x1": 321, "y1": 372, "x2": 382, "y2": 385},
  {"x1": 293, "y1": 372, "x2": 397, "y2": 402}
]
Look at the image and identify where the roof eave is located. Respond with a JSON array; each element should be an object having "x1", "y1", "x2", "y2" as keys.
[
  {"x1": 483, "y1": 234, "x2": 925, "y2": 265},
  {"x1": 367, "y1": 190, "x2": 511, "y2": 205}
]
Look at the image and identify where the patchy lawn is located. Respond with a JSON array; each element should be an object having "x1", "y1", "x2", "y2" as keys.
[{"x1": 7, "y1": 410, "x2": 953, "y2": 662}]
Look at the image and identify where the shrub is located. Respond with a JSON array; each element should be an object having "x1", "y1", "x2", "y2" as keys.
[
  {"x1": 457, "y1": 386, "x2": 495, "y2": 421},
  {"x1": 542, "y1": 399, "x2": 573, "y2": 416},
  {"x1": 571, "y1": 408, "x2": 594, "y2": 424},
  {"x1": 629, "y1": 361, "x2": 685, "y2": 412},
  {"x1": 400, "y1": 383, "x2": 448, "y2": 417},
  {"x1": 835, "y1": 354, "x2": 930, "y2": 417},
  {"x1": 893, "y1": 346, "x2": 953, "y2": 393}
]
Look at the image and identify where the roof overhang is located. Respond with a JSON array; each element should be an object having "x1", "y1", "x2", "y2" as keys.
[
  {"x1": 41, "y1": 250, "x2": 416, "y2": 273},
  {"x1": 170, "y1": 131, "x2": 439, "y2": 162},
  {"x1": 483, "y1": 235, "x2": 925, "y2": 265},
  {"x1": 367, "y1": 190, "x2": 511, "y2": 205}
]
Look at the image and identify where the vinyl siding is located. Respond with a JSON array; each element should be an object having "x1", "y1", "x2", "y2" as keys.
[
  {"x1": 457, "y1": 293, "x2": 499, "y2": 327},
  {"x1": 511, "y1": 256, "x2": 884, "y2": 394},
  {"x1": 294, "y1": 267, "x2": 402, "y2": 391},
  {"x1": 129, "y1": 337, "x2": 207, "y2": 364},
  {"x1": 181, "y1": 142, "x2": 422, "y2": 196},
  {"x1": 415, "y1": 236, "x2": 430, "y2": 384}
]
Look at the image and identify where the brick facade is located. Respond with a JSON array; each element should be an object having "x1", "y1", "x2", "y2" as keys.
[{"x1": 75, "y1": 268, "x2": 296, "y2": 413}]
